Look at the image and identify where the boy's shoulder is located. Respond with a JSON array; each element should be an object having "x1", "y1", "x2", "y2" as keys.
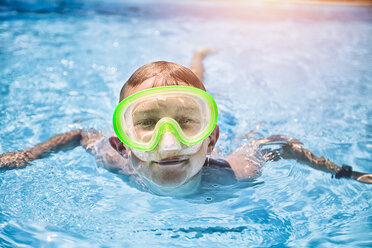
[{"x1": 91, "y1": 135, "x2": 135, "y2": 175}]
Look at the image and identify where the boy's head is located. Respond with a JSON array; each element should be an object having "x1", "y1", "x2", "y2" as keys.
[
  {"x1": 111, "y1": 61, "x2": 219, "y2": 195},
  {"x1": 119, "y1": 61, "x2": 206, "y2": 101}
]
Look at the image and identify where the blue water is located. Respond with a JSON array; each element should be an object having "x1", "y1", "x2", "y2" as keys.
[{"x1": 1, "y1": 0, "x2": 372, "y2": 247}]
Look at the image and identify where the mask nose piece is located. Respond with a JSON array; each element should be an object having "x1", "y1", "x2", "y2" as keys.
[{"x1": 158, "y1": 132, "x2": 182, "y2": 158}]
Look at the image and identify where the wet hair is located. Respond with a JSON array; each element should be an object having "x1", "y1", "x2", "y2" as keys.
[{"x1": 119, "y1": 61, "x2": 205, "y2": 102}]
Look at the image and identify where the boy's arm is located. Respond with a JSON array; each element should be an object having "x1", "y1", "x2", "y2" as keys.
[
  {"x1": 0, "y1": 130, "x2": 83, "y2": 169},
  {"x1": 278, "y1": 139, "x2": 372, "y2": 183},
  {"x1": 0, "y1": 130, "x2": 132, "y2": 174},
  {"x1": 228, "y1": 135, "x2": 372, "y2": 183}
]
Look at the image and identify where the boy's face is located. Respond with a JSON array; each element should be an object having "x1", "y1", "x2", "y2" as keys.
[{"x1": 112, "y1": 78, "x2": 219, "y2": 194}]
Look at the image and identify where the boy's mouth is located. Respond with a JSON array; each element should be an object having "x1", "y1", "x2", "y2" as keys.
[{"x1": 153, "y1": 157, "x2": 188, "y2": 166}]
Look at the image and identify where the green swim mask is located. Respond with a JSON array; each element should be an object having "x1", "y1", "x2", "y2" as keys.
[{"x1": 113, "y1": 85, "x2": 218, "y2": 151}]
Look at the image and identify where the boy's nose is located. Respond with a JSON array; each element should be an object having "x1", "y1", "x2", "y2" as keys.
[{"x1": 158, "y1": 132, "x2": 182, "y2": 158}]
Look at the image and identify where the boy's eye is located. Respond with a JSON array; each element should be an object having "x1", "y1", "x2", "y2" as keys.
[
  {"x1": 177, "y1": 117, "x2": 199, "y2": 126},
  {"x1": 135, "y1": 119, "x2": 157, "y2": 129}
]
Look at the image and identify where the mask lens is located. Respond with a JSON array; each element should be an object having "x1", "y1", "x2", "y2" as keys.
[{"x1": 129, "y1": 95, "x2": 204, "y2": 143}]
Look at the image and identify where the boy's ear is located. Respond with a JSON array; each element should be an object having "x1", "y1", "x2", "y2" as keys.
[
  {"x1": 207, "y1": 124, "x2": 219, "y2": 154},
  {"x1": 109, "y1": 136, "x2": 128, "y2": 157}
]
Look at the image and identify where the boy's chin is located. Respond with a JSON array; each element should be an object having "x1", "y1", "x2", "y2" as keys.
[
  {"x1": 150, "y1": 169, "x2": 189, "y2": 188},
  {"x1": 148, "y1": 160, "x2": 189, "y2": 187},
  {"x1": 146, "y1": 168, "x2": 202, "y2": 195}
]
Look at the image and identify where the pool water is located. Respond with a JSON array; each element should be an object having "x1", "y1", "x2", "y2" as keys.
[{"x1": 1, "y1": 0, "x2": 371, "y2": 247}]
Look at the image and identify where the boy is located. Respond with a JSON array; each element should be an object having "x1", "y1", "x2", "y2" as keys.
[{"x1": 0, "y1": 49, "x2": 371, "y2": 195}]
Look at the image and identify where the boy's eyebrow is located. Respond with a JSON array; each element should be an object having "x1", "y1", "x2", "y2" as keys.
[
  {"x1": 175, "y1": 106, "x2": 200, "y2": 113},
  {"x1": 133, "y1": 108, "x2": 160, "y2": 116},
  {"x1": 132, "y1": 106, "x2": 200, "y2": 116}
]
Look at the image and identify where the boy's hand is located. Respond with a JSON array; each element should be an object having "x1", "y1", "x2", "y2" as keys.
[{"x1": 0, "y1": 150, "x2": 33, "y2": 169}]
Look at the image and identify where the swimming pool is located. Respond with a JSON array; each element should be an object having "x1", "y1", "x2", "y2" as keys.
[{"x1": 1, "y1": 0, "x2": 371, "y2": 247}]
